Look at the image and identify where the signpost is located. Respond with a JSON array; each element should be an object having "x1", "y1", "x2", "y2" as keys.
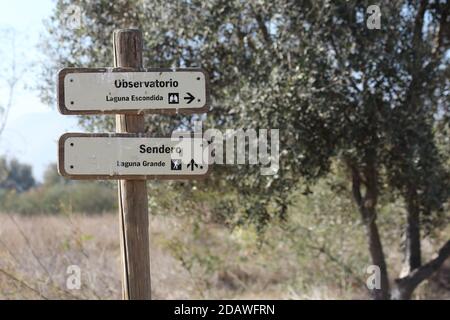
[
  {"x1": 58, "y1": 68, "x2": 209, "y2": 114},
  {"x1": 56, "y1": 29, "x2": 210, "y2": 300}
]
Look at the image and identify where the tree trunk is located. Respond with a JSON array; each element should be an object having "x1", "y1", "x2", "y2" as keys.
[
  {"x1": 364, "y1": 212, "x2": 390, "y2": 299},
  {"x1": 350, "y1": 164, "x2": 390, "y2": 299},
  {"x1": 391, "y1": 279, "x2": 414, "y2": 300},
  {"x1": 402, "y1": 185, "x2": 421, "y2": 276}
]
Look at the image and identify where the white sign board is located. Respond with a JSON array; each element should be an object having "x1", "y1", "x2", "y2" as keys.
[
  {"x1": 58, "y1": 68, "x2": 209, "y2": 114},
  {"x1": 58, "y1": 133, "x2": 210, "y2": 179}
]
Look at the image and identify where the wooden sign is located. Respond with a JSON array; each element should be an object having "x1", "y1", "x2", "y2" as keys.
[
  {"x1": 57, "y1": 68, "x2": 210, "y2": 114},
  {"x1": 58, "y1": 133, "x2": 210, "y2": 179}
]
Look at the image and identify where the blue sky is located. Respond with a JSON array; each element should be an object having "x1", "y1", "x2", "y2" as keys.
[{"x1": 0, "y1": 0, "x2": 81, "y2": 181}]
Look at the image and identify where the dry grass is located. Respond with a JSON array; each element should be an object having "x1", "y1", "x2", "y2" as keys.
[
  {"x1": 0, "y1": 212, "x2": 351, "y2": 299},
  {"x1": 0, "y1": 213, "x2": 196, "y2": 299},
  {"x1": 0, "y1": 212, "x2": 448, "y2": 300},
  {"x1": 0, "y1": 212, "x2": 297, "y2": 299}
]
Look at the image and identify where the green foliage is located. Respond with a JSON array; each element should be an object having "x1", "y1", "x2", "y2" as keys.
[
  {"x1": 0, "y1": 161, "x2": 116, "y2": 214},
  {"x1": 0, "y1": 157, "x2": 35, "y2": 192},
  {"x1": 0, "y1": 181, "x2": 117, "y2": 215},
  {"x1": 43, "y1": 163, "x2": 70, "y2": 187}
]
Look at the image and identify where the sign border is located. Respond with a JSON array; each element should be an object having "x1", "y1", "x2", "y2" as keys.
[
  {"x1": 58, "y1": 132, "x2": 212, "y2": 180},
  {"x1": 57, "y1": 67, "x2": 211, "y2": 115}
]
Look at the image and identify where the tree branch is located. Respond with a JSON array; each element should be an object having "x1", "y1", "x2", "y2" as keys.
[
  {"x1": 254, "y1": 12, "x2": 272, "y2": 47},
  {"x1": 434, "y1": 1, "x2": 448, "y2": 53},
  {"x1": 0, "y1": 29, "x2": 22, "y2": 138},
  {"x1": 412, "y1": 0, "x2": 428, "y2": 47},
  {"x1": 348, "y1": 162, "x2": 363, "y2": 210},
  {"x1": 396, "y1": 240, "x2": 450, "y2": 291},
  {"x1": 0, "y1": 268, "x2": 48, "y2": 299}
]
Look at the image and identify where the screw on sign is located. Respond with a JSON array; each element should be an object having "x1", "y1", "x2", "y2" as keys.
[{"x1": 56, "y1": 29, "x2": 210, "y2": 300}]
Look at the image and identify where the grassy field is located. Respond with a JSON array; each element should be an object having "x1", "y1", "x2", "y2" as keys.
[{"x1": 0, "y1": 212, "x2": 448, "y2": 300}]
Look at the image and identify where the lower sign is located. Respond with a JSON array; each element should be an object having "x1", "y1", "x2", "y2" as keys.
[{"x1": 58, "y1": 133, "x2": 210, "y2": 179}]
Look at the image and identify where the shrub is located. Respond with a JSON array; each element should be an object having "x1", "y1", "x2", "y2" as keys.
[{"x1": 0, "y1": 182, "x2": 117, "y2": 214}]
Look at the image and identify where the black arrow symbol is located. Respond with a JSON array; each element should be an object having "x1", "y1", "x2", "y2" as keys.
[
  {"x1": 184, "y1": 92, "x2": 195, "y2": 104},
  {"x1": 187, "y1": 159, "x2": 199, "y2": 171}
]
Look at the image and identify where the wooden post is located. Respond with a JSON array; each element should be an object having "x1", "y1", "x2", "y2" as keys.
[{"x1": 113, "y1": 29, "x2": 151, "y2": 300}]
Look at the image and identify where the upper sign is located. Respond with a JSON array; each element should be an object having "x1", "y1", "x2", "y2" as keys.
[
  {"x1": 57, "y1": 68, "x2": 209, "y2": 114},
  {"x1": 58, "y1": 133, "x2": 211, "y2": 179}
]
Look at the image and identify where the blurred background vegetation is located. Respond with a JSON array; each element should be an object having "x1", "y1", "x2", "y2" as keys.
[{"x1": 0, "y1": 160, "x2": 116, "y2": 214}]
